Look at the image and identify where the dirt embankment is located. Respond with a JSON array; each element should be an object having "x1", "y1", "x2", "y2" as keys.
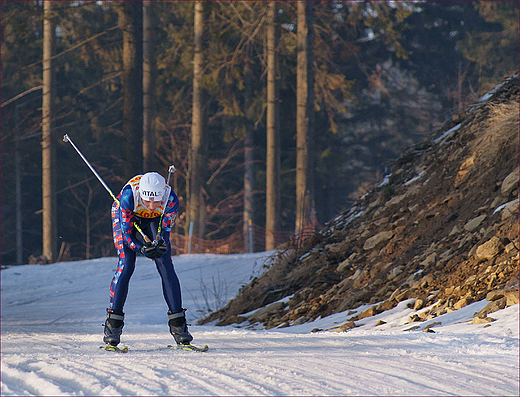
[{"x1": 201, "y1": 74, "x2": 519, "y2": 331}]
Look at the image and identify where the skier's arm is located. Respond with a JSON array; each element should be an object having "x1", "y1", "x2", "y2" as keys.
[
  {"x1": 153, "y1": 190, "x2": 179, "y2": 249},
  {"x1": 160, "y1": 190, "x2": 179, "y2": 234},
  {"x1": 118, "y1": 186, "x2": 144, "y2": 252}
]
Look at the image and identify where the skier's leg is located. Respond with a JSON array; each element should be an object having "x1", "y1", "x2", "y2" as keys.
[
  {"x1": 154, "y1": 240, "x2": 182, "y2": 313},
  {"x1": 109, "y1": 203, "x2": 136, "y2": 312},
  {"x1": 109, "y1": 244, "x2": 136, "y2": 312},
  {"x1": 104, "y1": 202, "x2": 135, "y2": 345},
  {"x1": 153, "y1": 235, "x2": 193, "y2": 345}
]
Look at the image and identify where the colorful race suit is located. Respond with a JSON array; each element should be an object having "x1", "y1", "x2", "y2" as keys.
[{"x1": 109, "y1": 175, "x2": 182, "y2": 313}]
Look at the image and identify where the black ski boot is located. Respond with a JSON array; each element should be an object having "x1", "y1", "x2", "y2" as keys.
[
  {"x1": 168, "y1": 310, "x2": 193, "y2": 345},
  {"x1": 103, "y1": 309, "x2": 124, "y2": 346}
]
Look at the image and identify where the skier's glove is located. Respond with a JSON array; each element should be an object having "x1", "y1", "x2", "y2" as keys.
[
  {"x1": 152, "y1": 238, "x2": 167, "y2": 258},
  {"x1": 140, "y1": 242, "x2": 157, "y2": 259}
]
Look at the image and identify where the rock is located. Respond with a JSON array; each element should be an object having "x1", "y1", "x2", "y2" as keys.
[
  {"x1": 385, "y1": 194, "x2": 406, "y2": 207},
  {"x1": 453, "y1": 296, "x2": 472, "y2": 310},
  {"x1": 404, "y1": 325, "x2": 421, "y2": 331},
  {"x1": 327, "y1": 240, "x2": 351, "y2": 253},
  {"x1": 291, "y1": 316, "x2": 307, "y2": 325},
  {"x1": 350, "y1": 269, "x2": 363, "y2": 281},
  {"x1": 468, "y1": 243, "x2": 479, "y2": 257},
  {"x1": 505, "y1": 242, "x2": 517, "y2": 254},
  {"x1": 408, "y1": 314, "x2": 421, "y2": 323},
  {"x1": 501, "y1": 199, "x2": 519, "y2": 220},
  {"x1": 388, "y1": 265, "x2": 404, "y2": 280},
  {"x1": 486, "y1": 289, "x2": 507, "y2": 301},
  {"x1": 505, "y1": 277, "x2": 519, "y2": 289},
  {"x1": 413, "y1": 298, "x2": 424, "y2": 310},
  {"x1": 248, "y1": 301, "x2": 287, "y2": 323},
  {"x1": 423, "y1": 321, "x2": 441, "y2": 332},
  {"x1": 465, "y1": 275, "x2": 477, "y2": 285},
  {"x1": 449, "y1": 225, "x2": 462, "y2": 236},
  {"x1": 363, "y1": 230, "x2": 395, "y2": 250},
  {"x1": 336, "y1": 253, "x2": 357, "y2": 272},
  {"x1": 216, "y1": 315, "x2": 247, "y2": 326},
  {"x1": 489, "y1": 196, "x2": 503, "y2": 209},
  {"x1": 503, "y1": 289, "x2": 520, "y2": 305},
  {"x1": 357, "y1": 306, "x2": 382, "y2": 319},
  {"x1": 471, "y1": 316, "x2": 496, "y2": 325},
  {"x1": 475, "y1": 296, "x2": 507, "y2": 318},
  {"x1": 419, "y1": 274, "x2": 434, "y2": 288},
  {"x1": 389, "y1": 288, "x2": 401, "y2": 301},
  {"x1": 420, "y1": 253, "x2": 437, "y2": 268},
  {"x1": 336, "y1": 258, "x2": 350, "y2": 273},
  {"x1": 476, "y1": 236, "x2": 503, "y2": 260},
  {"x1": 334, "y1": 321, "x2": 356, "y2": 332},
  {"x1": 464, "y1": 215, "x2": 487, "y2": 232},
  {"x1": 501, "y1": 167, "x2": 519, "y2": 197},
  {"x1": 489, "y1": 288, "x2": 520, "y2": 305},
  {"x1": 396, "y1": 290, "x2": 410, "y2": 302},
  {"x1": 376, "y1": 320, "x2": 387, "y2": 326},
  {"x1": 376, "y1": 300, "x2": 394, "y2": 311}
]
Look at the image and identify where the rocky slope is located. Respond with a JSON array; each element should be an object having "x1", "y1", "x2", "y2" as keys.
[{"x1": 201, "y1": 73, "x2": 519, "y2": 331}]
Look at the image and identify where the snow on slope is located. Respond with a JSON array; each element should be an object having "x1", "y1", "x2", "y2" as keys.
[{"x1": 1, "y1": 253, "x2": 518, "y2": 396}]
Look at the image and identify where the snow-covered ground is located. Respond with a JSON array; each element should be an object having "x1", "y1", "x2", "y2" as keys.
[{"x1": 1, "y1": 252, "x2": 518, "y2": 396}]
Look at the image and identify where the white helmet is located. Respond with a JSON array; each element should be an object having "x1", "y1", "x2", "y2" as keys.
[{"x1": 139, "y1": 172, "x2": 165, "y2": 202}]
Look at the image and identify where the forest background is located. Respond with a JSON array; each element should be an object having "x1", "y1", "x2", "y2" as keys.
[{"x1": 1, "y1": 1, "x2": 518, "y2": 266}]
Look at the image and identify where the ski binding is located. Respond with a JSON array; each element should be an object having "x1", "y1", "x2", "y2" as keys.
[
  {"x1": 168, "y1": 343, "x2": 209, "y2": 352},
  {"x1": 100, "y1": 344, "x2": 129, "y2": 353}
]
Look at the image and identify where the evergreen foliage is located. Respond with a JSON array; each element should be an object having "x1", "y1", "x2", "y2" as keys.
[{"x1": 1, "y1": 1, "x2": 518, "y2": 265}]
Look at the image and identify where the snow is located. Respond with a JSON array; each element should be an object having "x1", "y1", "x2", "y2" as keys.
[
  {"x1": 432, "y1": 123, "x2": 462, "y2": 144},
  {"x1": 404, "y1": 170, "x2": 425, "y2": 186},
  {"x1": 377, "y1": 175, "x2": 391, "y2": 188},
  {"x1": 1, "y1": 252, "x2": 519, "y2": 396}
]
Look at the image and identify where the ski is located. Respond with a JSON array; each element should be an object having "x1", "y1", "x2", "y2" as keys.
[
  {"x1": 100, "y1": 344, "x2": 129, "y2": 354},
  {"x1": 168, "y1": 343, "x2": 209, "y2": 352}
]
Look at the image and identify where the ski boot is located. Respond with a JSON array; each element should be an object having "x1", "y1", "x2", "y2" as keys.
[
  {"x1": 168, "y1": 309, "x2": 193, "y2": 345},
  {"x1": 103, "y1": 309, "x2": 125, "y2": 346}
]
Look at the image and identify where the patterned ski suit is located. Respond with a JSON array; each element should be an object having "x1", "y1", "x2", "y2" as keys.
[{"x1": 109, "y1": 175, "x2": 182, "y2": 313}]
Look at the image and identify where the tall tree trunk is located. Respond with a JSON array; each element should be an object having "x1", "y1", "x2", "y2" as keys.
[
  {"x1": 243, "y1": 64, "x2": 254, "y2": 253},
  {"x1": 143, "y1": 1, "x2": 158, "y2": 172},
  {"x1": 188, "y1": 1, "x2": 205, "y2": 240},
  {"x1": 42, "y1": 1, "x2": 57, "y2": 263},
  {"x1": 265, "y1": 1, "x2": 280, "y2": 251},
  {"x1": 117, "y1": 1, "x2": 143, "y2": 180},
  {"x1": 295, "y1": 1, "x2": 315, "y2": 237},
  {"x1": 15, "y1": 105, "x2": 23, "y2": 264}
]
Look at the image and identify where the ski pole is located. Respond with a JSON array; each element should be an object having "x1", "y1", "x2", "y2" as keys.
[
  {"x1": 156, "y1": 165, "x2": 176, "y2": 236},
  {"x1": 166, "y1": 164, "x2": 176, "y2": 185},
  {"x1": 63, "y1": 134, "x2": 151, "y2": 243}
]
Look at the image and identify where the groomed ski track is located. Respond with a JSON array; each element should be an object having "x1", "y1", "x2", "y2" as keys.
[{"x1": 2, "y1": 253, "x2": 518, "y2": 396}]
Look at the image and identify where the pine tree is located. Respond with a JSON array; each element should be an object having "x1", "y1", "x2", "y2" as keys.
[{"x1": 42, "y1": 0, "x2": 57, "y2": 262}]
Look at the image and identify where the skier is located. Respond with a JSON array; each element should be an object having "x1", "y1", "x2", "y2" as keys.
[{"x1": 103, "y1": 172, "x2": 193, "y2": 348}]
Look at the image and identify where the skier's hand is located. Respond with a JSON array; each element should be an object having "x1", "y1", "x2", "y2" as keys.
[
  {"x1": 140, "y1": 242, "x2": 157, "y2": 259},
  {"x1": 153, "y1": 239, "x2": 167, "y2": 258},
  {"x1": 152, "y1": 237, "x2": 165, "y2": 247},
  {"x1": 147, "y1": 238, "x2": 166, "y2": 258}
]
